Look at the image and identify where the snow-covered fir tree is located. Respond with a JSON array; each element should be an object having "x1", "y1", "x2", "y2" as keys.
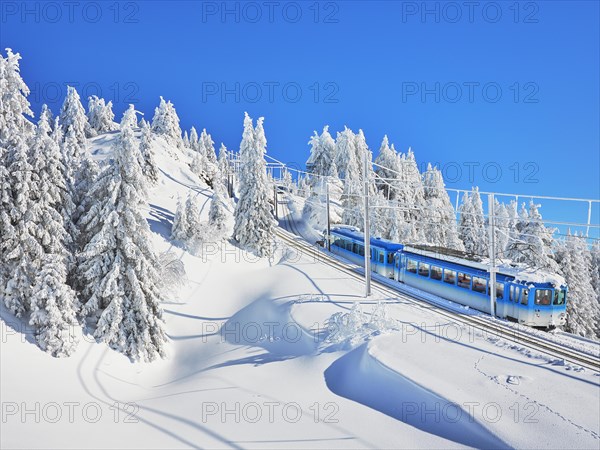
[
  {"x1": 39, "y1": 104, "x2": 54, "y2": 134},
  {"x1": 87, "y1": 95, "x2": 118, "y2": 135},
  {"x1": 374, "y1": 135, "x2": 401, "y2": 201},
  {"x1": 233, "y1": 113, "x2": 276, "y2": 257},
  {"x1": 341, "y1": 147, "x2": 363, "y2": 228},
  {"x1": 151, "y1": 96, "x2": 183, "y2": 149},
  {"x1": 458, "y1": 188, "x2": 488, "y2": 256},
  {"x1": 422, "y1": 164, "x2": 463, "y2": 250},
  {"x1": 493, "y1": 200, "x2": 510, "y2": 258},
  {"x1": 201, "y1": 128, "x2": 217, "y2": 163},
  {"x1": 303, "y1": 126, "x2": 337, "y2": 228},
  {"x1": 29, "y1": 255, "x2": 79, "y2": 357},
  {"x1": 139, "y1": 119, "x2": 159, "y2": 185},
  {"x1": 189, "y1": 127, "x2": 200, "y2": 153},
  {"x1": 217, "y1": 143, "x2": 232, "y2": 195},
  {"x1": 556, "y1": 233, "x2": 600, "y2": 338},
  {"x1": 2, "y1": 137, "x2": 37, "y2": 316},
  {"x1": 77, "y1": 108, "x2": 167, "y2": 361},
  {"x1": 208, "y1": 174, "x2": 230, "y2": 238},
  {"x1": 334, "y1": 126, "x2": 357, "y2": 180},
  {"x1": 506, "y1": 201, "x2": 558, "y2": 272},
  {"x1": 59, "y1": 86, "x2": 91, "y2": 142},
  {"x1": 171, "y1": 196, "x2": 188, "y2": 243}
]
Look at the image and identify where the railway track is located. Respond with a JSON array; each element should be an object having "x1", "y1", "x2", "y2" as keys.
[{"x1": 276, "y1": 198, "x2": 600, "y2": 373}]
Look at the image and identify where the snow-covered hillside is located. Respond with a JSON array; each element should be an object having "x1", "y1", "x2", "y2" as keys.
[{"x1": 2, "y1": 131, "x2": 599, "y2": 449}]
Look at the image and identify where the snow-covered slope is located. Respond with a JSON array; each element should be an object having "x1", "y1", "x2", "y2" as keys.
[{"x1": 1, "y1": 132, "x2": 599, "y2": 449}]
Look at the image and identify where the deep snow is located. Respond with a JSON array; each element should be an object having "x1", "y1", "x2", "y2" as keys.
[{"x1": 1, "y1": 132, "x2": 598, "y2": 449}]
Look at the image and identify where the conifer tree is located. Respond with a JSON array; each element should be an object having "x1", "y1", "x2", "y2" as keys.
[
  {"x1": 233, "y1": 114, "x2": 276, "y2": 257},
  {"x1": 78, "y1": 108, "x2": 167, "y2": 361},
  {"x1": 59, "y1": 86, "x2": 91, "y2": 142}
]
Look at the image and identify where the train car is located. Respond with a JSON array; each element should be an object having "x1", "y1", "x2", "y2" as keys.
[
  {"x1": 325, "y1": 226, "x2": 568, "y2": 329},
  {"x1": 396, "y1": 245, "x2": 568, "y2": 328},
  {"x1": 327, "y1": 226, "x2": 404, "y2": 278}
]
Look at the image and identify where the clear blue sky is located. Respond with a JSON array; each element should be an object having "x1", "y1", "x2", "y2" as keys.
[{"x1": 1, "y1": 1, "x2": 598, "y2": 232}]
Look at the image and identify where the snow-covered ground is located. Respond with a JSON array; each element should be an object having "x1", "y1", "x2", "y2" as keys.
[{"x1": 1, "y1": 132, "x2": 599, "y2": 449}]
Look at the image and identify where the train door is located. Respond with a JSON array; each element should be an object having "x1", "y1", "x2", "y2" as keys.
[
  {"x1": 394, "y1": 253, "x2": 401, "y2": 281},
  {"x1": 508, "y1": 285, "x2": 519, "y2": 320}
]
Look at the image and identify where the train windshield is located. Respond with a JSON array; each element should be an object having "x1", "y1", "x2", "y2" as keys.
[
  {"x1": 553, "y1": 288, "x2": 566, "y2": 305},
  {"x1": 535, "y1": 289, "x2": 552, "y2": 306}
]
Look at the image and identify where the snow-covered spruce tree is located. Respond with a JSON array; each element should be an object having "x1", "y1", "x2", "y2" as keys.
[
  {"x1": 87, "y1": 95, "x2": 118, "y2": 135},
  {"x1": 189, "y1": 126, "x2": 200, "y2": 153},
  {"x1": 171, "y1": 196, "x2": 187, "y2": 242},
  {"x1": 458, "y1": 188, "x2": 488, "y2": 257},
  {"x1": 151, "y1": 96, "x2": 183, "y2": 150},
  {"x1": 334, "y1": 126, "x2": 357, "y2": 180},
  {"x1": 233, "y1": 113, "x2": 276, "y2": 257},
  {"x1": 0, "y1": 48, "x2": 37, "y2": 311},
  {"x1": 3, "y1": 136, "x2": 39, "y2": 316},
  {"x1": 201, "y1": 128, "x2": 217, "y2": 163},
  {"x1": 303, "y1": 127, "x2": 337, "y2": 228},
  {"x1": 493, "y1": 200, "x2": 510, "y2": 257},
  {"x1": 208, "y1": 174, "x2": 230, "y2": 238},
  {"x1": 374, "y1": 135, "x2": 401, "y2": 201},
  {"x1": 77, "y1": 109, "x2": 167, "y2": 361},
  {"x1": 0, "y1": 49, "x2": 35, "y2": 144},
  {"x1": 556, "y1": 233, "x2": 600, "y2": 338},
  {"x1": 400, "y1": 148, "x2": 426, "y2": 243},
  {"x1": 183, "y1": 130, "x2": 190, "y2": 148},
  {"x1": 422, "y1": 164, "x2": 463, "y2": 250},
  {"x1": 39, "y1": 104, "x2": 54, "y2": 134},
  {"x1": 341, "y1": 147, "x2": 364, "y2": 228},
  {"x1": 140, "y1": 119, "x2": 159, "y2": 185},
  {"x1": 59, "y1": 86, "x2": 91, "y2": 142},
  {"x1": 505, "y1": 202, "x2": 559, "y2": 272},
  {"x1": 217, "y1": 143, "x2": 233, "y2": 198},
  {"x1": 29, "y1": 255, "x2": 79, "y2": 357}
]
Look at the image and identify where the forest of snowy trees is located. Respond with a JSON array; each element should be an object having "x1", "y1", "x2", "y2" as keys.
[
  {"x1": 1, "y1": 46, "x2": 599, "y2": 365},
  {"x1": 0, "y1": 49, "x2": 271, "y2": 359},
  {"x1": 301, "y1": 126, "x2": 600, "y2": 338}
]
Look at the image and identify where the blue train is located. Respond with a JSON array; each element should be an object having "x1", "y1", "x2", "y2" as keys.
[{"x1": 325, "y1": 226, "x2": 568, "y2": 328}]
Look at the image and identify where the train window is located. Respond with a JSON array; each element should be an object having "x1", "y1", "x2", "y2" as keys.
[
  {"x1": 353, "y1": 243, "x2": 359, "y2": 254},
  {"x1": 521, "y1": 289, "x2": 529, "y2": 305},
  {"x1": 472, "y1": 276, "x2": 486, "y2": 294},
  {"x1": 407, "y1": 259, "x2": 417, "y2": 273},
  {"x1": 358, "y1": 245, "x2": 365, "y2": 256},
  {"x1": 379, "y1": 253, "x2": 384, "y2": 264},
  {"x1": 418, "y1": 262, "x2": 430, "y2": 277},
  {"x1": 510, "y1": 286, "x2": 518, "y2": 302},
  {"x1": 535, "y1": 289, "x2": 552, "y2": 306},
  {"x1": 457, "y1": 272, "x2": 471, "y2": 289},
  {"x1": 388, "y1": 253, "x2": 394, "y2": 264},
  {"x1": 487, "y1": 281, "x2": 504, "y2": 298},
  {"x1": 444, "y1": 270, "x2": 456, "y2": 284},
  {"x1": 553, "y1": 289, "x2": 566, "y2": 305},
  {"x1": 430, "y1": 266, "x2": 442, "y2": 280}
]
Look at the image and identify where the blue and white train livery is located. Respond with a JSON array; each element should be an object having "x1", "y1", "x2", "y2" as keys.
[{"x1": 326, "y1": 226, "x2": 568, "y2": 328}]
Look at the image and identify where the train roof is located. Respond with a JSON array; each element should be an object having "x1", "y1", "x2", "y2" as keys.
[
  {"x1": 331, "y1": 226, "x2": 404, "y2": 251},
  {"x1": 403, "y1": 245, "x2": 567, "y2": 287}
]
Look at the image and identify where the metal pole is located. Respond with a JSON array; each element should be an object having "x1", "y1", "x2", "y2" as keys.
[
  {"x1": 326, "y1": 179, "x2": 331, "y2": 251},
  {"x1": 274, "y1": 185, "x2": 278, "y2": 219},
  {"x1": 488, "y1": 193, "x2": 496, "y2": 318},
  {"x1": 586, "y1": 200, "x2": 592, "y2": 237},
  {"x1": 363, "y1": 154, "x2": 371, "y2": 297}
]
